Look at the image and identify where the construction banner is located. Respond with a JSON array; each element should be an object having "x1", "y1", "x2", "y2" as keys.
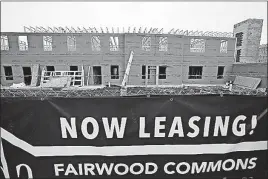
[{"x1": 0, "y1": 96, "x2": 267, "y2": 179}]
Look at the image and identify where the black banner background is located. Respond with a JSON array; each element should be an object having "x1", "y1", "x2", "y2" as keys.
[{"x1": 1, "y1": 95, "x2": 267, "y2": 178}]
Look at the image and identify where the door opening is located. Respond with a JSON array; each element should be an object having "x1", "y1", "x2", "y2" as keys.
[
  {"x1": 22, "y1": 67, "x2": 32, "y2": 85},
  {"x1": 148, "y1": 66, "x2": 156, "y2": 85},
  {"x1": 93, "y1": 66, "x2": 102, "y2": 85}
]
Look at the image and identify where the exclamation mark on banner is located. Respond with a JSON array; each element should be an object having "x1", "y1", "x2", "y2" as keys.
[{"x1": 249, "y1": 115, "x2": 257, "y2": 135}]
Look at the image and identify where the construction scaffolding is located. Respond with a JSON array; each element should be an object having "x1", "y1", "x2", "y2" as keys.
[{"x1": 23, "y1": 26, "x2": 234, "y2": 38}]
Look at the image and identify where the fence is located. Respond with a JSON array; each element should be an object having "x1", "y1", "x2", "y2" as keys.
[{"x1": 1, "y1": 86, "x2": 266, "y2": 98}]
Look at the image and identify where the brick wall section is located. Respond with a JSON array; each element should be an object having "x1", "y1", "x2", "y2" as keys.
[
  {"x1": 1, "y1": 32, "x2": 236, "y2": 86},
  {"x1": 229, "y1": 63, "x2": 267, "y2": 88},
  {"x1": 233, "y1": 19, "x2": 263, "y2": 63},
  {"x1": 257, "y1": 44, "x2": 267, "y2": 63}
]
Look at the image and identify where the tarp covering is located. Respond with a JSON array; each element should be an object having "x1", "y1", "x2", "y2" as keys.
[
  {"x1": 41, "y1": 76, "x2": 71, "y2": 88},
  {"x1": 0, "y1": 96, "x2": 267, "y2": 178},
  {"x1": 233, "y1": 76, "x2": 262, "y2": 89}
]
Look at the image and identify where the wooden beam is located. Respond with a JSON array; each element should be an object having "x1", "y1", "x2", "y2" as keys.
[
  {"x1": 169, "y1": 28, "x2": 174, "y2": 34},
  {"x1": 121, "y1": 51, "x2": 134, "y2": 87},
  {"x1": 145, "y1": 65, "x2": 148, "y2": 86},
  {"x1": 138, "y1": 27, "x2": 142, "y2": 33},
  {"x1": 86, "y1": 66, "x2": 91, "y2": 86},
  {"x1": 156, "y1": 65, "x2": 159, "y2": 86},
  {"x1": 144, "y1": 27, "x2": 147, "y2": 33}
]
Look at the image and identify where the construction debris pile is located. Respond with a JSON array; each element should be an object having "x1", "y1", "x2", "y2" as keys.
[
  {"x1": 127, "y1": 86, "x2": 267, "y2": 96},
  {"x1": 1, "y1": 86, "x2": 266, "y2": 98}
]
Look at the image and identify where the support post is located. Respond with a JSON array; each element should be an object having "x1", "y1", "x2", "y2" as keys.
[
  {"x1": 145, "y1": 65, "x2": 148, "y2": 87},
  {"x1": 156, "y1": 65, "x2": 159, "y2": 86},
  {"x1": 86, "y1": 66, "x2": 91, "y2": 86},
  {"x1": 81, "y1": 66, "x2": 84, "y2": 87}
]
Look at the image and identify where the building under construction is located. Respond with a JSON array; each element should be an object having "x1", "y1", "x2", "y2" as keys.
[{"x1": 0, "y1": 18, "x2": 266, "y2": 88}]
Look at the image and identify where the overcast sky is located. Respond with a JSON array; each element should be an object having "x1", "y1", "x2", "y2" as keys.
[{"x1": 1, "y1": 2, "x2": 267, "y2": 44}]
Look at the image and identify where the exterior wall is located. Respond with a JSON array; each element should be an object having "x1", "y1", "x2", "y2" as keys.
[
  {"x1": 229, "y1": 63, "x2": 267, "y2": 88},
  {"x1": 233, "y1": 19, "x2": 263, "y2": 63},
  {"x1": 182, "y1": 36, "x2": 235, "y2": 85},
  {"x1": 1, "y1": 32, "x2": 236, "y2": 86},
  {"x1": 257, "y1": 44, "x2": 267, "y2": 63},
  {"x1": 126, "y1": 34, "x2": 184, "y2": 86}
]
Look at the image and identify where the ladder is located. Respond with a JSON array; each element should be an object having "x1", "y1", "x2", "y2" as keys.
[{"x1": 121, "y1": 51, "x2": 134, "y2": 87}]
